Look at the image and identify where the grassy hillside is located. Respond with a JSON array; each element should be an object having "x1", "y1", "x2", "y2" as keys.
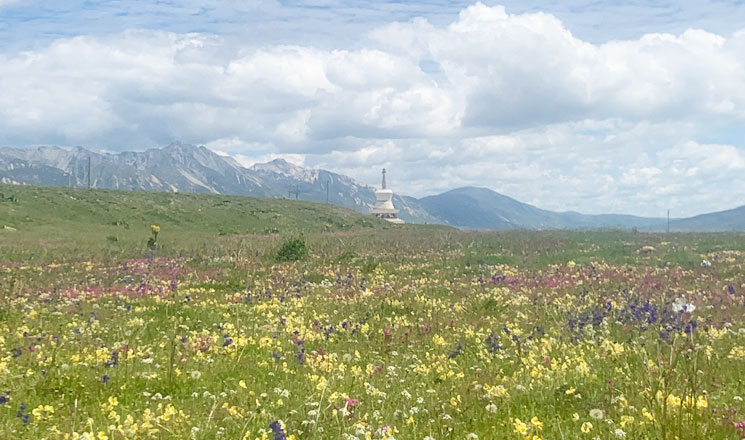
[
  {"x1": 0, "y1": 184, "x2": 393, "y2": 261},
  {"x1": 669, "y1": 205, "x2": 745, "y2": 231},
  {"x1": 419, "y1": 186, "x2": 665, "y2": 230}
]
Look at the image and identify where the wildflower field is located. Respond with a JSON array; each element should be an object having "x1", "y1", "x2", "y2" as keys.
[{"x1": 2, "y1": 187, "x2": 745, "y2": 440}]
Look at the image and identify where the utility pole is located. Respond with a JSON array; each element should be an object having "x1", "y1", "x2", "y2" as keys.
[
  {"x1": 87, "y1": 156, "x2": 92, "y2": 189},
  {"x1": 667, "y1": 209, "x2": 670, "y2": 234}
]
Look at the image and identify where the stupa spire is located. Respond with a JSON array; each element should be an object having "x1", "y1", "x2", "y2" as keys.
[{"x1": 381, "y1": 168, "x2": 386, "y2": 189}]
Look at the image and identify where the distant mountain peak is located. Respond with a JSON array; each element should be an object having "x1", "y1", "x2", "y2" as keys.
[
  {"x1": 163, "y1": 141, "x2": 200, "y2": 153},
  {"x1": 7, "y1": 142, "x2": 741, "y2": 230},
  {"x1": 252, "y1": 158, "x2": 302, "y2": 170},
  {"x1": 250, "y1": 158, "x2": 316, "y2": 181}
]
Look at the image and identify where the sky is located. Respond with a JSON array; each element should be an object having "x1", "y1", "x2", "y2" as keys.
[{"x1": 1, "y1": 1, "x2": 745, "y2": 217}]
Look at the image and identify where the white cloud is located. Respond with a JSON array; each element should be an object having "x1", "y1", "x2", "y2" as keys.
[
  {"x1": 658, "y1": 141, "x2": 745, "y2": 174},
  {"x1": 373, "y1": 3, "x2": 745, "y2": 128},
  {"x1": 1, "y1": 3, "x2": 745, "y2": 216},
  {"x1": 204, "y1": 137, "x2": 273, "y2": 154},
  {"x1": 621, "y1": 167, "x2": 663, "y2": 186}
]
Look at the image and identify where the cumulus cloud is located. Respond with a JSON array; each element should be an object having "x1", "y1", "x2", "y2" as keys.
[
  {"x1": 373, "y1": 4, "x2": 745, "y2": 128},
  {"x1": 0, "y1": 3, "x2": 744, "y2": 216},
  {"x1": 0, "y1": 31, "x2": 456, "y2": 149}
]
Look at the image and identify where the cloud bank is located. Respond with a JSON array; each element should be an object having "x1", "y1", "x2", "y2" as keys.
[{"x1": 1, "y1": 3, "x2": 744, "y2": 216}]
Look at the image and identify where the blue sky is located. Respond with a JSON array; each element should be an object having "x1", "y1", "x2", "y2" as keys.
[
  {"x1": 1, "y1": 1, "x2": 745, "y2": 217},
  {"x1": 3, "y1": 1, "x2": 745, "y2": 50}
]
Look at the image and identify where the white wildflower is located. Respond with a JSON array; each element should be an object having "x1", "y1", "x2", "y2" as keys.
[{"x1": 672, "y1": 297, "x2": 696, "y2": 313}]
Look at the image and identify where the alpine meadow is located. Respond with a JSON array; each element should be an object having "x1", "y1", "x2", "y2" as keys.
[
  {"x1": 1, "y1": 185, "x2": 745, "y2": 439},
  {"x1": 3, "y1": 0, "x2": 745, "y2": 439}
]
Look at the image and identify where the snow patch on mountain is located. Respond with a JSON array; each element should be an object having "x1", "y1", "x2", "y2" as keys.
[{"x1": 250, "y1": 159, "x2": 319, "y2": 183}]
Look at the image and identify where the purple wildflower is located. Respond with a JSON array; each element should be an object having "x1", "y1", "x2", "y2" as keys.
[
  {"x1": 485, "y1": 333, "x2": 501, "y2": 353},
  {"x1": 269, "y1": 421, "x2": 287, "y2": 440},
  {"x1": 448, "y1": 342, "x2": 463, "y2": 359},
  {"x1": 105, "y1": 351, "x2": 119, "y2": 368}
]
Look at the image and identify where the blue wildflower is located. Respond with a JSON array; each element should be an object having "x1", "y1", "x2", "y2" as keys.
[
  {"x1": 448, "y1": 342, "x2": 463, "y2": 359},
  {"x1": 105, "y1": 351, "x2": 119, "y2": 368},
  {"x1": 269, "y1": 420, "x2": 287, "y2": 440},
  {"x1": 296, "y1": 347, "x2": 305, "y2": 365},
  {"x1": 485, "y1": 333, "x2": 501, "y2": 353}
]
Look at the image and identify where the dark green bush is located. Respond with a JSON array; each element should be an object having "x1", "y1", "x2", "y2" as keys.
[{"x1": 275, "y1": 236, "x2": 310, "y2": 262}]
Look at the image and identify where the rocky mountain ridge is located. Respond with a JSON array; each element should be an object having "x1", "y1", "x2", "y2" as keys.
[
  {"x1": 0, "y1": 143, "x2": 438, "y2": 223},
  {"x1": 1, "y1": 143, "x2": 744, "y2": 231}
]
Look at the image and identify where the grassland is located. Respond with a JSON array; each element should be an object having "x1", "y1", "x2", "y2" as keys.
[
  {"x1": 0, "y1": 184, "x2": 391, "y2": 262},
  {"x1": 1, "y1": 185, "x2": 745, "y2": 439}
]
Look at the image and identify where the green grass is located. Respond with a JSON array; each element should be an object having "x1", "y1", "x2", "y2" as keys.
[
  {"x1": 2, "y1": 185, "x2": 745, "y2": 439},
  {"x1": 0, "y1": 184, "x2": 393, "y2": 262}
]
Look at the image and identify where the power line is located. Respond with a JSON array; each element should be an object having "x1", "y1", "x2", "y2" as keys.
[{"x1": 288, "y1": 184, "x2": 299, "y2": 200}]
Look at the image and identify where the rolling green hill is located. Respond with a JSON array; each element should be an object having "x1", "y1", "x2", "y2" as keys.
[
  {"x1": 419, "y1": 187, "x2": 664, "y2": 230},
  {"x1": 669, "y1": 205, "x2": 745, "y2": 231},
  {"x1": 0, "y1": 184, "x2": 392, "y2": 261}
]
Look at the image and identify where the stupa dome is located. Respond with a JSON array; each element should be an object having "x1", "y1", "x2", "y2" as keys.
[{"x1": 371, "y1": 168, "x2": 404, "y2": 224}]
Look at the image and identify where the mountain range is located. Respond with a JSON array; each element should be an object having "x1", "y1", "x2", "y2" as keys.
[{"x1": 0, "y1": 142, "x2": 742, "y2": 231}]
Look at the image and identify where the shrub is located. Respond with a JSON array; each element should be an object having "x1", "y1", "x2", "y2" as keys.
[{"x1": 275, "y1": 236, "x2": 310, "y2": 262}]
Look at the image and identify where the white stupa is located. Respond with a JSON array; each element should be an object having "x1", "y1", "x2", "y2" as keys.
[{"x1": 371, "y1": 168, "x2": 404, "y2": 224}]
